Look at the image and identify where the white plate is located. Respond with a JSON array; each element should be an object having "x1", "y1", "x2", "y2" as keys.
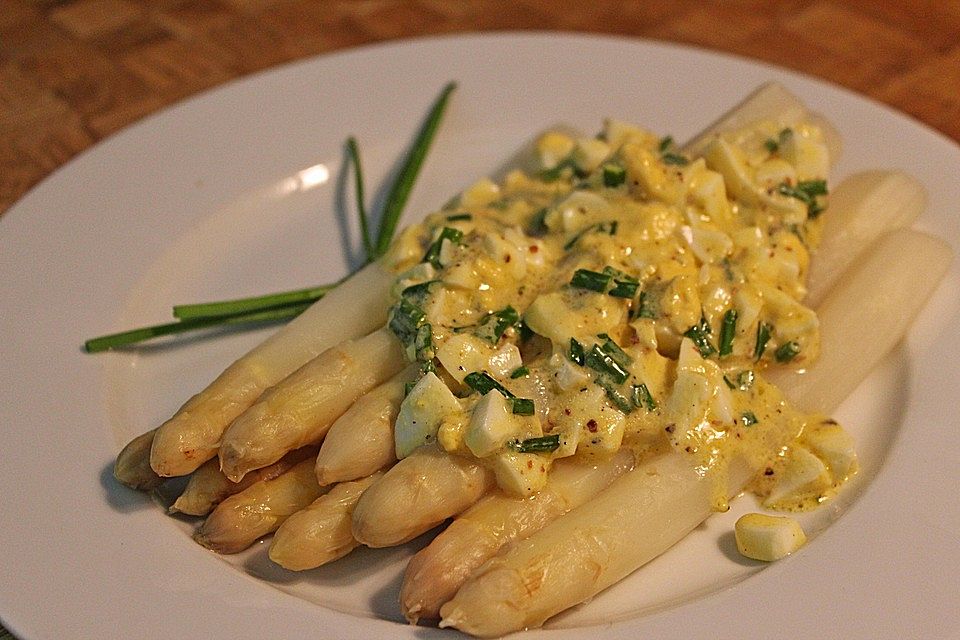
[{"x1": 1, "y1": 33, "x2": 958, "y2": 640}]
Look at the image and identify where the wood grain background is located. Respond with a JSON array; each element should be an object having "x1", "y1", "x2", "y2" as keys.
[
  {"x1": 2, "y1": 0, "x2": 959, "y2": 218},
  {"x1": 1, "y1": 1, "x2": 958, "y2": 637}
]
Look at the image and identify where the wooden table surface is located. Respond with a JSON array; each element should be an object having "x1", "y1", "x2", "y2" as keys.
[
  {"x1": 2, "y1": 0, "x2": 960, "y2": 219},
  {"x1": 1, "y1": 1, "x2": 958, "y2": 637}
]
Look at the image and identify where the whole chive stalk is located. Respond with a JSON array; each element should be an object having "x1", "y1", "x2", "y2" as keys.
[
  {"x1": 85, "y1": 82, "x2": 456, "y2": 352},
  {"x1": 84, "y1": 302, "x2": 311, "y2": 353},
  {"x1": 374, "y1": 81, "x2": 457, "y2": 258},
  {"x1": 347, "y1": 136, "x2": 373, "y2": 259},
  {"x1": 172, "y1": 283, "x2": 336, "y2": 320}
]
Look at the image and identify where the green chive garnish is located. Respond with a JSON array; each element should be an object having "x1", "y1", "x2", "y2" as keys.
[
  {"x1": 346, "y1": 136, "x2": 373, "y2": 259},
  {"x1": 422, "y1": 226, "x2": 464, "y2": 269},
  {"x1": 585, "y1": 344, "x2": 629, "y2": 384},
  {"x1": 464, "y1": 371, "x2": 513, "y2": 397},
  {"x1": 595, "y1": 377, "x2": 634, "y2": 413},
  {"x1": 511, "y1": 434, "x2": 560, "y2": 453},
  {"x1": 83, "y1": 302, "x2": 312, "y2": 353},
  {"x1": 718, "y1": 308, "x2": 738, "y2": 357},
  {"x1": 661, "y1": 152, "x2": 689, "y2": 166},
  {"x1": 741, "y1": 411, "x2": 759, "y2": 427},
  {"x1": 754, "y1": 322, "x2": 772, "y2": 360},
  {"x1": 632, "y1": 383, "x2": 656, "y2": 411},
  {"x1": 511, "y1": 398, "x2": 535, "y2": 416},
  {"x1": 475, "y1": 305, "x2": 520, "y2": 344},
  {"x1": 777, "y1": 179, "x2": 828, "y2": 218},
  {"x1": 602, "y1": 162, "x2": 626, "y2": 187},
  {"x1": 563, "y1": 221, "x2": 617, "y2": 250},
  {"x1": 172, "y1": 283, "x2": 336, "y2": 320},
  {"x1": 570, "y1": 268, "x2": 612, "y2": 293},
  {"x1": 775, "y1": 341, "x2": 801, "y2": 363},
  {"x1": 684, "y1": 317, "x2": 715, "y2": 358},
  {"x1": 510, "y1": 366, "x2": 529, "y2": 379},
  {"x1": 445, "y1": 213, "x2": 472, "y2": 222},
  {"x1": 374, "y1": 81, "x2": 457, "y2": 258},
  {"x1": 568, "y1": 338, "x2": 586, "y2": 365}
]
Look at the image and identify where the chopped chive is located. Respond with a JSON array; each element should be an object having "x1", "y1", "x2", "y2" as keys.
[
  {"x1": 605, "y1": 267, "x2": 639, "y2": 299},
  {"x1": 658, "y1": 136, "x2": 674, "y2": 153},
  {"x1": 563, "y1": 220, "x2": 617, "y2": 250},
  {"x1": 570, "y1": 268, "x2": 612, "y2": 293},
  {"x1": 346, "y1": 136, "x2": 373, "y2": 259},
  {"x1": 511, "y1": 434, "x2": 560, "y2": 453},
  {"x1": 445, "y1": 213, "x2": 472, "y2": 222},
  {"x1": 634, "y1": 290, "x2": 657, "y2": 319},
  {"x1": 517, "y1": 319, "x2": 534, "y2": 343},
  {"x1": 718, "y1": 308, "x2": 738, "y2": 357},
  {"x1": 754, "y1": 322, "x2": 773, "y2": 361},
  {"x1": 597, "y1": 334, "x2": 632, "y2": 368},
  {"x1": 404, "y1": 380, "x2": 417, "y2": 396},
  {"x1": 741, "y1": 411, "x2": 759, "y2": 427},
  {"x1": 463, "y1": 371, "x2": 514, "y2": 398},
  {"x1": 661, "y1": 152, "x2": 689, "y2": 166},
  {"x1": 475, "y1": 305, "x2": 520, "y2": 344},
  {"x1": 374, "y1": 81, "x2": 457, "y2": 258},
  {"x1": 777, "y1": 179, "x2": 828, "y2": 218},
  {"x1": 775, "y1": 341, "x2": 801, "y2": 363},
  {"x1": 602, "y1": 162, "x2": 626, "y2": 187},
  {"x1": 528, "y1": 207, "x2": 550, "y2": 235},
  {"x1": 595, "y1": 376, "x2": 634, "y2": 413},
  {"x1": 422, "y1": 226, "x2": 464, "y2": 269},
  {"x1": 83, "y1": 302, "x2": 311, "y2": 353},
  {"x1": 568, "y1": 338, "x2": 586, "y2": 366},
  {"x1": 400, "y1": 279, "x2": 440, "y2": 304},
  {"x1": 511, "y1": 398, "x2": 535, "y2": 416},
  {"x1": 389, "y1": 298, "x2": 427, "y2": 347},
  {"x1": 684, "y1": 317, "x2": 715, "y2": 358},
  {"x1": 172, "y1": 283, "x2": 335, "y2": 320},
  {"x1": 764, "y1": 127, "x2": 793, "y2": 154},
  {"x1": 510, "y1": 365, "x2": 530, "y2": 379},
  {"x1": 539, "y1": 157, "x2": 586, "y2": 183},
  {"x1": 632, "y1": 383, "x2": 656, "y2": 411},
  {"x1": 736, "y1": 370, "x2": 756, "y2": 390},
  {"x1": 585, "y1": 344, "x2": 630, "y2": 384}
]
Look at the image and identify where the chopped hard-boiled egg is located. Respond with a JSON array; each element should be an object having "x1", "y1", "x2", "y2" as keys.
[
  {"x1": 735, "y1": 513, "x2": 807, "y2": 561},
  {"x1": 464, "y1": 390, "x2": 524, "y2": 458},
  {"x1": 394, "y1": 372, "x2": 462, "y2": 458}
]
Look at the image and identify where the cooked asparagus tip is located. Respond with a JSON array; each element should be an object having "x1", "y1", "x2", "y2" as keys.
[
  {"x1": 351, "y1": 446, "x2": 495, "y2": 548},
  {"x1": 218, "y1": 327, "x2": 406, "y2": 482},
  {"x1": 269, "y1": 471, "x2": 383, "y2": 571},
  {"x1": 114, "y1": 428, "x2": 163, "y2": 491},
  {"x1": 193, "y1": 458, "x2": 322, "y2": 554}
]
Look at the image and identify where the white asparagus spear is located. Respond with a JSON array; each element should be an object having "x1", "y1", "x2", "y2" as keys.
[
  {"x1": 114, "y1": 428, "x2": 164, "y2": 491},
  {"x1": 170, "y1": 444, "x2": 319, "y2": 516},
  {"x1": 681, "y1": 82, "x2": 841, "y2": 160},
  {"x1": 314, "y1": 365, "x2": 418, "y2": 486},
  {"x1": 769, "y1": 229, "x2": 953, "y2": 413},
  {"x1": 193, "y1": 458, "x2": 323, "y2": 554},
  {"x1": 269, "y1": 471, "x2": 384, "y2": 570},
  {"x1": 401, "y1": 449, "x2": 635, "y2": 623},
  {"x1": 351, "y1": 446, "x2": 495, "y2": 548},
  {"x1": 219, "y1": 327, "x2": 406, "y2": 482},
  {"x1": 149, "y1": 262, "x2": 394, "y2": 477},
  {"x1": 440, "y1": 229, "x2": 953, "y2": 636},
  {"x1": 805, "y1": 171, "x2": 926, "y2": 307}
]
